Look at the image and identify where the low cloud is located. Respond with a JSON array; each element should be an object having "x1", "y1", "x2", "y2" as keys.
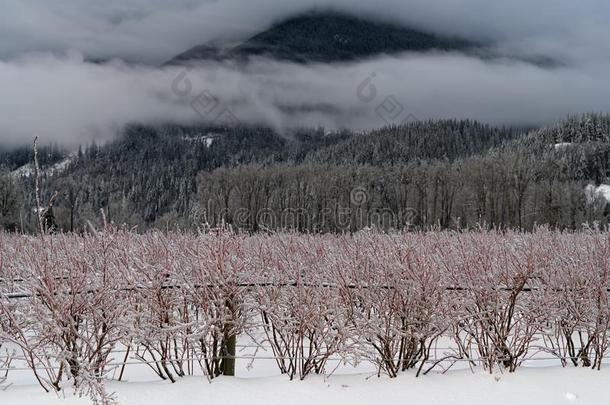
[{"x1": 1, "y1": 50, "x2": 610, "y2": 146}]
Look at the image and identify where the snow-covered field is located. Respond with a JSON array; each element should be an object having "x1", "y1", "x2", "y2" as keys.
[
  {"x1": 3, "y1": 361, "x2": 610, "y2": 405},
  {"x1": 2, "y1": 334, "x2": 610, "y2": 405}
]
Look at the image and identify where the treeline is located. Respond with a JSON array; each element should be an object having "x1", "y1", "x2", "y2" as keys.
[
  {"x1": 198, "y1": 115, "x2": 610, "y2": 231},
  {"x1": 197, "y1": 147, "x2": 608, "y2": 232},
  {"x1": 0, "y1": 143, "x2": 65, "y2": 170},
  {"x1": 1, "y1": 115, "x2": 609, "y2": 233}
]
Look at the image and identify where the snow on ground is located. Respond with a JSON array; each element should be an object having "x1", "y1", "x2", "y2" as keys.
[
  {"x1": 9, "y1": 164, "x2": 34, "y2": 177},
  {"x1": 596, "y1": 185, "x2": 610, "y2": 202},
  {"x1": 181, "y1": 133, "x2": 218, "y2": 148},
  {"x1": 1, "y1": 329, "x2": 609, "y2": 405},
  {"x1": 2, "y1": 366, "x2": 609, "y2": 405},
  {"x1": 585, "y1": 184, "x2": 610, "y2": 203},
  {"x1": 2, "y1": 335, "x2": 610, "y2": 405},
  {"x1": 10, "y1": 154, "x2": 75, "y2": 178},
  {"x1": 554, "y1": 142, "x2": 573, "y2": 150}
]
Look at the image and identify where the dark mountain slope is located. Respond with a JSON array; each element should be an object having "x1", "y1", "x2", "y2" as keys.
[{"x1": 168, "y1": 12, "x2": 477, "y2": 65}]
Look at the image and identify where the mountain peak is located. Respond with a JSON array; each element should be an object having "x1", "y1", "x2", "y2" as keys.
[{"x1": 167, "y1": 11, "x2": 476, "y2": 65}]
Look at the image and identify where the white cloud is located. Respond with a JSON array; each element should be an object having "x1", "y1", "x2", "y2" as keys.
[{"x1": 1, "y1": 50, "x2": 610, "y2": 146}]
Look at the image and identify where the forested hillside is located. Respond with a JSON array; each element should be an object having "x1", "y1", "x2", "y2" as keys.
[
  {"x1": 1, "y1": 115, "x2": 609, "y2": 233},
  {"x1": 168, "y1": 11, "x2": 476, "y2": 65}
]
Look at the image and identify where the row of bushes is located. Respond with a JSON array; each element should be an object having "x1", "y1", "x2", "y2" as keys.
[{"x1": 0, "y1": 228, "x2": 609, "y2": 403}]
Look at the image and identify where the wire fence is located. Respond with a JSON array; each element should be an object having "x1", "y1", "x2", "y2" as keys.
[
  {"x1": 4, "y1": 282, "x2": 610, "y2": 300},
  {"x1": 1, "y1": 352, "x2": 609, "y2": 374}
]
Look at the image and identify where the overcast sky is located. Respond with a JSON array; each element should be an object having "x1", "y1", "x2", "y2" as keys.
[{"x1": 1, "y1": 0, "x2": 610, "y2": 146}]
